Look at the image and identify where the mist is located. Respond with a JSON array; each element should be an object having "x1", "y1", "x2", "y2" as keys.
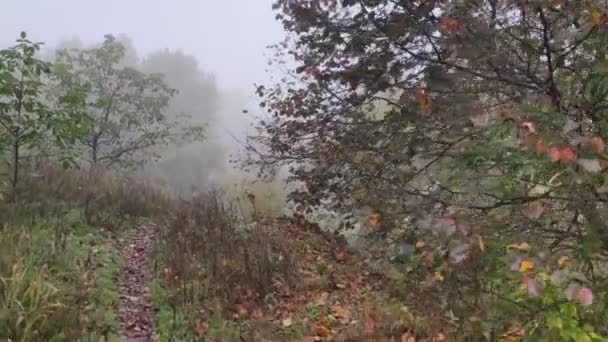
[{"x1": 0, "y1": 0, "x2": 286, "y2": 195}]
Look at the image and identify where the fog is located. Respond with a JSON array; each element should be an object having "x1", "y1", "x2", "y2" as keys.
[{"x1": 0, "y1": 0, "x2": 286, "y2": 194}]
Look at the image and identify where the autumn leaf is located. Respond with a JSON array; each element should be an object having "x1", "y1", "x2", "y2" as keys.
[
  {"x1": 335, "y1": 250, "x2": 346, "y2": 262},
  {"x1": 522, "y1": 274, "x2": 543, "y2": 296},
  {"x1": 439, "y1": 18, "x2": 460, "y2": 33},
  {"x1": 576, "y1": 287, "x2": 594, "y2": 305},
  {"x1": 282, "y1": 317, "x2": 293, "y2": 327},
  {"x1": 194, "y1": 319, "x2": 207, "y2": 337},
  {"x1": 559, "y1": 146, "x2": 577, "y2": 163},
  {"x1": 433, "y1": 271, "x2": 445, "y2": 282},
  {"x1": 548, "y1": 146, "x2": 561, "y2": 162},
  {"x1": 477, "y1": 235, "x2": 485, "y2": 253},
  {"x1": 314, "y1": 323, "x2": 332, "y2": 337},
  {"x1": 535, "y1": 139, "x2": 547, "y2": 153},
  {"x1": 367, "y1": 212, "x2": 381, "y2": 226},
  {"x1": 415, "y1": 240, "x2": 425, "y2": 249},
  {"x1": 578, "y1": 158, "x2": 602, "y2": 173},
  {"x1": 591, "y1": 136, "x2": 605, "y2": 152},
  {"x1": 591, "y1": 8, "x2": 603, "y2": 26},
  {"x1": 519, "y1": 259, "x2": 535, "y2": 272},
  {"x1": 521, "y1": 201, "x2": 544, "y2": 219},
  {"x1": 558, "y1": 256, "x2": 569, "y2": 266},
  {"x1": 415, "y1": 87, "x2": 432, "y2": 110},
  {"x1": 332, "y1": 305, "x2": 351, "y2": 324},
  {"x1": 363, "y1": 311, "x2": 378, "y2": 335},
  {"x1": 401, "y1": 331, "x2": 416, "y2": 342}
]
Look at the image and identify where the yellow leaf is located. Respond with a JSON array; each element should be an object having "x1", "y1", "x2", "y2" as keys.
[
  {"x1": 433, "y1": 272, "x2": 445, "y2": 282},
  {"x1": 519, "y1": 259, "x2": 535, "y2": 272},
  {"x1": 507, "y1": 242, "x2": 531, "y2": 251},
  {"x1": 477, "y1": 235, "x2": 485, "y2": 253},
  {"x1": 592, "y1": 9, "x2": 602, "y2": 26}
]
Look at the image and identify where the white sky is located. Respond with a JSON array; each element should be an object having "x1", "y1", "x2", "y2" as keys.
[{"x1": 0, "y1": 0, "x2": 285, "y2": 92}]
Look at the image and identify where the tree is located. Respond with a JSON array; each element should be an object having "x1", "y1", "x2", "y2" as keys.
[
  {"x1": 248, "y1": 0, "x2": 608, "y2": 338},
  {"x1": 54, "y1": 35, "x2": 204, "y2": 168},
  {"x1": 141, "y1": 49, "x2": 224, "y2": 192},
  {"x1": 0, "y1": 32, "x2": 87, "y2": 198}
]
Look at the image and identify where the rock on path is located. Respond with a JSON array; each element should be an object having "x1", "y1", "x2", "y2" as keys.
[{"x1": 118, "y1": 228, "x2": 155, "y2": 341}]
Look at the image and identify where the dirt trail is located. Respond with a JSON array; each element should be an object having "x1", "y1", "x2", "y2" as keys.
[{"x1": 118, "y1": 228, "x2": 155, "y2": 341}]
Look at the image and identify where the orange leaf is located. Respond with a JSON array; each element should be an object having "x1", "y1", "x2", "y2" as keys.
[
  {"x1": 314, "y1": 324, "x2": 332, "y2": 337},
  {"x1": 415, "y1": 240, "x2": 426, "y2": 249},
  {"x1": 535, "y1": 139, "x2": 547, "y2": 153},
  {"x1": 367, "y1": 212, "x2": 381, "y2": 226},
  {"x1": 559, "y1": 146, "x2": 577, "y2": 163},
  {"x1": 591, "y1": 136, "x2": 605, "y2": 152},
  {"x1": 415, "y1": 87, "x2": 432, "y2": 110},
  {"x1": 592, "y1": 9, "x2": 603, "y2": 26}
]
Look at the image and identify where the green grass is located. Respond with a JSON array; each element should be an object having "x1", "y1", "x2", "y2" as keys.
[{"x1": 0, "y1": 208, "x2": 123, "y2": 341}]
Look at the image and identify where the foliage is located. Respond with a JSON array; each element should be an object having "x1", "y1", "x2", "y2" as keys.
[
  {"x1": 0, "y1": 32, "x2": 88, "y2": 197},
  {"x1": 244, "y1": 0, "x2": 608, "y2": 338},
  {"x1": 54, "y1": 35, "x2": 205, "y2": 168}
]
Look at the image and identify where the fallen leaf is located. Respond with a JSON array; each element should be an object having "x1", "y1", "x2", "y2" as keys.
[
  {"x1": 251, "y1": 308, "x2": 264, "y2": 320},
  {"x1": 367, "y1": 212, "x2": 381, "y2": 226},
  {"x1": 415, "y1": 240, "x2": 426, "y2": 249},
  {"x1": 535, "y1": 139, "x2": 547, "y2": 153},
  {"x1": 434, "y1": 333, "x2": 447, "y2": 341},
  {"x1": 448, "y1": 241, "x2": 470, "y2": 264},
  {"x1": 522, "y1": 274, "x2": 543, "y2": 296},
  {"x1": 578, "y1": 158, "x2": 602, "y2": 173},
  {"x1": 194, "y1": 320, "x2": 207, "y2": 337},
  {"x1": 332, "y1": 305, "x2": 351, "y2": 324},
  {"x1": 591, "y1": 136, "x2": 605, "y2": 152},
  {"x1": 282, "y1": 317, "x2": 293, "y2": 327},
  {"x1": 519, "y1": 259, "x2": 535, "y2": 272},
  {"x1": 401, "y1": 331, "x2": 416, "y2": 342},
  {"x1": 520, "y1": 121, "x2": 537, "y2": 134},
  {"x1": 576, "y1": 287, "x2": 594, "y2": 305},
  {"x1": 592, "y1": 8, "x2": 603, "y2": 26},
  {"x1": 433, "y1": 271, "x2": 445, "y2": 282},
  {"x1": 558, "y1": 256, "x2": 569, "y2": 266},
  {"x1": 314, "y1": 324, "x2": 332, "y2": 337},
  {"x1": 335, "y1": 250, "x2": 346, "y2": 262},
  {"x1": 507, "y1": 242, "x2": 531, "y2": 251},
  {"x1": 363, "y1": 311, "x2": 378, "y2": 335},
  {"x1": 522, "y1": 201, "x2": 544, "y2": 219},
  {"x1": 559, "y1": 147, "x2": 577, "y2": 163},
  {"x1": 477, "y1": 235, "x2": 485, "y2": 253},
  {"x1": 548, "y1": 146, "x2": 561, "y2": 162}
]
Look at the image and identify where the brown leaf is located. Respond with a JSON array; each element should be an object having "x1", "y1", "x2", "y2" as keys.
[
  {"x1": 591, "y1": 136, "x2": 605, "y2": 152},
  {"x1": 401, "y1": 332, "x2": 416, "y2": 342},
  {"x1": 314, "y1": 324, "x2": 332, "y2": 337},
  {"x1": 363, "y1": 311, "x2": 378, "y2": 335},
  {"x1": 521, "y1": 201, "x2": 544, "y2": 219},
  {"x1": 194, "y1": 320, "x2": 207, "y2": 337}
]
